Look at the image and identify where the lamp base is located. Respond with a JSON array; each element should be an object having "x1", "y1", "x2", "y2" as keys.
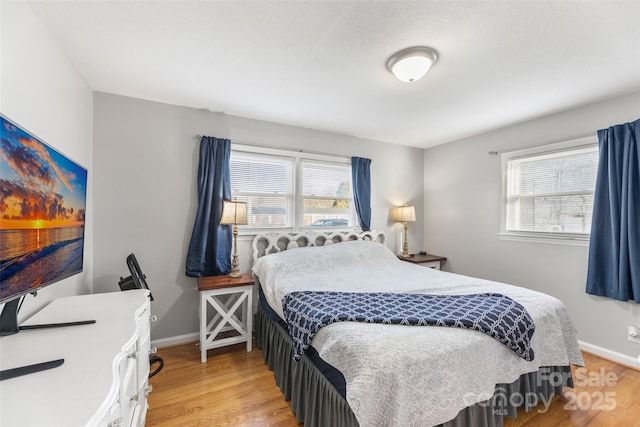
[
  {"x1": 402, "y1": 221, "x2": 409, "y2": 258},
  {"x1": 229, "y1": 233, "x2": 241, "y2": 278}
]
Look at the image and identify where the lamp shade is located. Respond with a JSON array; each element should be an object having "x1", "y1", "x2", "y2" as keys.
[
  {"x1": 220, "y1": 200, "x2": 248, "y2": 225},
  {"x1": 392, "y1": 205, "x2": 416, "y2": 222},
  {"x1": 387, "y1": 47, "x2": 438, "y2": 83}
]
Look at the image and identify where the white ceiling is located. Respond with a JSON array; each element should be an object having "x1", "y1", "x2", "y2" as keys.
[{"x1": 28, "y1": 1, "x2": 640, "y2": 149}]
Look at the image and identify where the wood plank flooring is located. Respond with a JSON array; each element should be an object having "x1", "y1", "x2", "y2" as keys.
[{"x1": 147, "y1": 341, "x2": 640, "y2": 427}]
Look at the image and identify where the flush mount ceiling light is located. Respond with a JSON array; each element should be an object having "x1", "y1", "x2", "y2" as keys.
[{"x1": 386, "y1": 46, "x2": 438, "y2": 83}]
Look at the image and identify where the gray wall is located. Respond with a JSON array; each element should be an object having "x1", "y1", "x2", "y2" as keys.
[
  {"x1": 93, "y1": 92, "x2": 424, "y2": 341},
  {"x1": 424, "y1": 91, "x2": 640, "y2": 362},
  {"x1": 1, "y1": 2, "x2": 94, "y2": 320}
]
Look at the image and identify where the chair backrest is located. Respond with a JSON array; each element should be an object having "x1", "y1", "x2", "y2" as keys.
[{"x1": 118, "y1": 253, "x2": 154, "y2": 301}]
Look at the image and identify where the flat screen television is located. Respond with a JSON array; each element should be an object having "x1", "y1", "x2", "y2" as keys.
[{"x1": 0, "y1": 114, "x2": 88, "y2": 336}]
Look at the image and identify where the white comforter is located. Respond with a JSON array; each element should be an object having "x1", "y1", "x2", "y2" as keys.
[{"x1": 252, "y1": 240, "x2": 584, "y2": 427}]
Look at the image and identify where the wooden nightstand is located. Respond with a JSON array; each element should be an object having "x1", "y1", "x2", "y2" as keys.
[
  {"x1": 398, "y1": 254, "x2": 447, "y2": 270},
  {"x1": 197, "y1": 273, "x2": 255, "y2": 363}
]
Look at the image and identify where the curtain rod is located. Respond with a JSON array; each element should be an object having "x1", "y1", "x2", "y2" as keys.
[
  {"x1": 194, "y1": 134, "x2": 351, "y2": 160},
  {"x1": 487, "y1": 132, "x2": 597, "y2": 156}
]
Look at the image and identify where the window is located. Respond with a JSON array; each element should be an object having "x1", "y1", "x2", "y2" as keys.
[
  {"x1": 501, "y1": 137, "x2": 598, "y2": 243},
  {"x1": 230, "y1": 151, "x2": 293, "y2": 228},
  {"x1": 301, "y1": 160, "x2": 352, "y2": 227},
  {"x1": 230, "y1": 145, "x2": 355, "y2": 232}
]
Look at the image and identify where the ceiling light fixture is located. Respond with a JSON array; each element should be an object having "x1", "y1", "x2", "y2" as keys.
[{"x1": 386, "y1": 46, "x2": 438, "y2": 83}]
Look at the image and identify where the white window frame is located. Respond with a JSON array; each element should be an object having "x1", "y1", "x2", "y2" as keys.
[
  {"x1": 231, "y1": 144, "x2": 358, "y2": 236},
  {"x1": 499, "y1": 135, "x2": 598, "y2": 246}
]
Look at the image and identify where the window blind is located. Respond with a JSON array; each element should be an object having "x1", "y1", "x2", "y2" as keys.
[
  {"x1": 230, "y1": 151, "x2": 293, "y2": 228},
  {"x1": 505, "y1": 145, "x2": 598, "y2": 234},
  {"x1": 301, "y1": 160, "x2": 352, "y2": 226}
]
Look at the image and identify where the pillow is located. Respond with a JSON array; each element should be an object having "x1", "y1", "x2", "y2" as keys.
[{"x1": 252, "y1": 239, "x2": 397, "y2": 281}]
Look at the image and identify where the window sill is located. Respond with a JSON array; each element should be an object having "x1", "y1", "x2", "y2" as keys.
[{"x1": 498, "y1": 232, "x2": 589, "y2": 247}]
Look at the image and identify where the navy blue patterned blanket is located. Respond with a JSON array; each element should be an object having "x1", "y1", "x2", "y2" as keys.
[{"x1": 282, "y1": 291, "x2": 535, "y2": 362}]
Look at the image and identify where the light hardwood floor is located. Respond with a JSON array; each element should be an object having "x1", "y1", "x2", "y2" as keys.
[{"x1": 147, "y1": 341, "x2": 640, "y2": 427}]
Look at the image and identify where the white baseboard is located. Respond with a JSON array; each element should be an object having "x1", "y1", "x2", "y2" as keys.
[
  {"x1": 151, "y1": 332, "x2": 198, "y2": 349},
  {"x1": 578, "y1": 340, "x2": 640, "y2": 369}
]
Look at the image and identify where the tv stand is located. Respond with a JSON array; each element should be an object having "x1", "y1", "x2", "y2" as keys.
[
  {"x1": 0, "y1": 296, "x2": 95, "y2": 336},
  {"x1": 0, "y1": 317, "x2": 95, "y2": 381},
  {"x1": 19, "y1": 319, "x2": 96, "y2": 330},
  {"x1": 0, "y1": 358, "x2": 64, "y2": 381}
]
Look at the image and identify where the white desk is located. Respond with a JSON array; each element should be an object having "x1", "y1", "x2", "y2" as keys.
[{"x1": 0, "y1": 290, "x2": 152, "y2": 427}]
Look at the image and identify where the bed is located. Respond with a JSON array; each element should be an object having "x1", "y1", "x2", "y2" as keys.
[{"x1": 251, "y1": 230, "x2": 584, "y2": 427}]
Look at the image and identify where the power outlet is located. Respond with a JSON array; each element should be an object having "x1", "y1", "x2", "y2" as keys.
[{"x1": 628, "y1": 326, "x2": 640, "y2": 344}]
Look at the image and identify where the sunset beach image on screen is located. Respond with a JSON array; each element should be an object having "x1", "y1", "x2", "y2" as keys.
[{"x1": 0, "y1": 115, "x2": 87, "y2": 302}]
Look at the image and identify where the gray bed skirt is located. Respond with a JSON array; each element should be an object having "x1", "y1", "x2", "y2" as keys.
[{"x1": 255, "y1": 303, "x2": 573, "y2": 427}]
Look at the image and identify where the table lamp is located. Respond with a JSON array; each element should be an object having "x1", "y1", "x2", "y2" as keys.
[
  {"x1": 392, "y1": 205, "x2": 416, "y2": 258},
  {"x1": 220, "y1": 200, "x2": 248, "y2": 277}
]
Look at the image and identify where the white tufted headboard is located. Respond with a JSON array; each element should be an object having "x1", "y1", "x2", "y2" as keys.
[{"x1": 252, "y1": 230, "x2": 387, "y2": 261}]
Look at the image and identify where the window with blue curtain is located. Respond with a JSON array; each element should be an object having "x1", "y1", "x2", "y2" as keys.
[{"x1": 586, "y1": 119, "x2": 640, "y2": 302}]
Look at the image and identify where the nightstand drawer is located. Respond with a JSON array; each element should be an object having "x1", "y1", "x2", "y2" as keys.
[
  {"x1": 398, "y1": 254, "x2": 447, "y2": 270},
  {"x1": 418, "y1": 260, "x2": 441, "y2": 270}
]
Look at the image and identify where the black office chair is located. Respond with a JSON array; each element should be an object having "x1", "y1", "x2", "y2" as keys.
[
  {"x1": 118, "y1": 254, "x2": 163, "y2": 378},
  {"x1": 118, "y1": 253, "x2": 154, "y2": 301}
]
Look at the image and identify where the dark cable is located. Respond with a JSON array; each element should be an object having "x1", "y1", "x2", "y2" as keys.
[{"x1": 149, "y1": 355, "x2": 164, "y2": 378}]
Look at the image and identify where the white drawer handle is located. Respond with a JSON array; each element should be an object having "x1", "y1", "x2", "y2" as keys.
[
  {"x1": 145, "y1": 385, "x2": 153, "y2": 396},
  {"x1": 130, "y1": 394, "x2": 139, "y2": 402},
  {"x1": 108, "y1": 417, "x2": 123, "y2": 427},
  {"x1": 128, "y1": 352, "x2": 138, "y2": 360},
  {"x1": 149, "y1": 315, "x2": 158, "y2": 322},
  {"x1": 149, "y1": 347, "x2": 157, "y2": 355}
]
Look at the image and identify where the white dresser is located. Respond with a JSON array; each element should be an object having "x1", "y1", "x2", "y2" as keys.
[{"x1": 0, "y1": 290, "x2": 153, "y2": 427}]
